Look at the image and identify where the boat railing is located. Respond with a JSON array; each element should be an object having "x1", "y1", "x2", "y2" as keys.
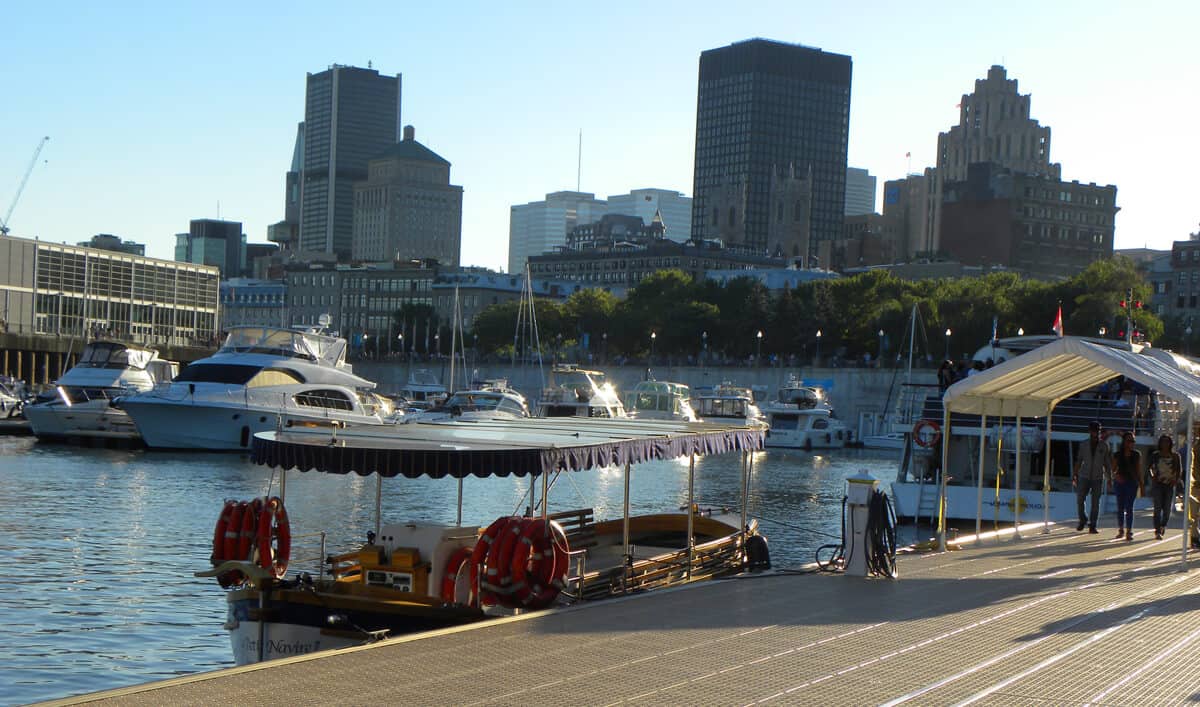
[
  {"x1": 920, "y1": 391, "x2": 1164, "y2": 437},
  {"x1": 288, "y1": 531, "x2": 328, "y2": 582}
]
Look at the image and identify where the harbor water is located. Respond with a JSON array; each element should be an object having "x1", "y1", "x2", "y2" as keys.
[{"x1": 0, "y1": 436, "x2": 900, "y2": 705}]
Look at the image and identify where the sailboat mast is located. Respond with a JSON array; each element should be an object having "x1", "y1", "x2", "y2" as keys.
[
  {"x1": 448, "y1": 284, "x2": 459, "y2": 392},
  {"x1": 907, "y1": 303, "x2": 916, "y2": 387}
]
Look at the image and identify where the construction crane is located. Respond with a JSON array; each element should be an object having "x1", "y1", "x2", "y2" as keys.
[{"x1": 0, "y1": 136, "x2": 50, "y2": 236}]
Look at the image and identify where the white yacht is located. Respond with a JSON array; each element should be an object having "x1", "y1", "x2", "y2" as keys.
[
  {"x1": 23, "y1": 341, "x2": 177, "y2": 442},
  {"x1": 690, "y1": 383, "x2": 767, "y2": 429},
  {"x1": 761, "y1": 376, "x2": 851, "y2": 450},
  {"x1": 397, "y1": 370, "x2": 447, "y2": 411},
  {"x1": 535, "y1": 364, "x2": 626, "y2": 418},
  {"x1": 624, "y1": 380, "x2": 698, "y2": 422},
  {"x1": 119, "y1": 327, "x2": 395, "y2": 450},
  {"x1": 405, "y1": 380, "x2": 530, "y2": 422},
  {"x1": 0, "y1": 376, "x2": 28, "y2": 418}
]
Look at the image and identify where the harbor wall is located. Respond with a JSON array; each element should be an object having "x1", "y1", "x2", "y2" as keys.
[{"x1": 353, "y1": 359, "x2": 937, "y2": 434}]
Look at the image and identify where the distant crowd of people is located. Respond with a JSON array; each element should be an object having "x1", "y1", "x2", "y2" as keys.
[{"x1": 936, "y1": 358, "x2": 1002, "y2": 392}]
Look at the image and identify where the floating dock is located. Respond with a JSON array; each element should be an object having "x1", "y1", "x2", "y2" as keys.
[{"x1": 54, "y1": 518, "x2": 1200, "y2": 706}]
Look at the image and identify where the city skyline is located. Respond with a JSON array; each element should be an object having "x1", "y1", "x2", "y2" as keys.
[{"x1": 1, "y1": 2, "x2": 1196, "y2": 272}]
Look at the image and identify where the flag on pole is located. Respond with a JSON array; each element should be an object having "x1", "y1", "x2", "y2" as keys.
[
  {"x1": 1052, "y1": 305, "x2": 1064, "y2": 337},
  {"x1": 991, "y1": 316, "x2": 998, "y2": 343}
]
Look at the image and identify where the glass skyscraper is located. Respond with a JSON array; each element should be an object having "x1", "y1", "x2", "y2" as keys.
[
  {"x1": 691, "y1": 39, "x2": 851, "y2": 258},
  {"x1": 299, "y1": 65, "x2": 401, "y2": 259}
]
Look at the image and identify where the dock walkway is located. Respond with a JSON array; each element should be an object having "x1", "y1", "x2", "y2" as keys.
[{"x1": 58, "y1": 520, "x2": 1200, "y2": 706}]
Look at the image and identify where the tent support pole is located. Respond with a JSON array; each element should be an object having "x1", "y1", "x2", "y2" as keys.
[
  {"x1": 622, "y1": 461, "x2": 631, "y2": 568},
  {"x1": 1185, "y1": 411, "x2": 1194, "y2": 571},
  {"x1": 687, "y1": 452, "x2": 696, "y2": 580},
  {"x1": 374, "y1": 474, "x2": 382, "y2": 540},
  {"x1": 541, "y1": 468, "x2": 549, "y2": 520},
  {"x1": 976, "y1": 413, "x2": 987, "y2": 541},
  {"x1": 279, "y1": 467, "x2": 286, "y2": 505},
  {"x1": 456, "y1": 477, "x2": 463, "y2": 527},
  {"x1": 1014, "y1": 414, "x2": 1022, "y2": 540},
  {"x1": 740, "y1": 451, "x2": 749, "y2": 540},
  {"x1": 1043, "y1": 408, "x2": 1054, "y2": 534},
  {"x1": 938, "y1": 406, "x2": 950, "y2": 552}
]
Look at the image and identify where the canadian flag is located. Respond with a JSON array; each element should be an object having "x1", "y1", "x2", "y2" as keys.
[{"x1": 1052, "y1": 306, "x2": 1064, "y2": 337}]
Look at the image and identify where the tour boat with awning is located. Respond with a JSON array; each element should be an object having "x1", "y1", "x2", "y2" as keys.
[{"x1": 199, "y1": 416, "x2": 767, "y2": 664}]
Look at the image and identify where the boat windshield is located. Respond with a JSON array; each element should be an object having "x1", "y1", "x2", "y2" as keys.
[
  {"x1": 629, "y1": 392, "x2": 680, "y2": 414},
  {"x1": 77, "y1": 342, "x2": 154, "y2": 370},
  {"x1": 779, "y1": 387, "x2": 823, "y2": 408},
  {"x1": 695, "y1": 397, "x2": 748, "y2": 418},
  {"x1": 220, "y1": 327, "x2": 346, "y2": 366},
  {"x1": 554, "y1": 371, "x2": 599, "y2": 390},
  {"x1": 174, "y1": 363, "x2": 264, "y2": 385}
]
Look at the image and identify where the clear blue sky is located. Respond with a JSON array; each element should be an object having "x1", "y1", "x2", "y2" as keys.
[{"x1": 1, "y1": 1, "x2": 1196, "y2": 270}]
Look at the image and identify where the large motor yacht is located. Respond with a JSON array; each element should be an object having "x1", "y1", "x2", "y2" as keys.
[
  {"x1": 761, "y1": 375, "x2": 851, "y2": 450},
  {"x1": 404, "y1": 379, "x2": 530, "y2": 422},
  {"x1": 23, "y1": 341, "x2": 177, "y2": 442},
  {"x1": 535, "y1": 364, "x2": 626, "y2": 418},
  {"x1": 119, "y1": 327, "x2": 395, "y2": 450},
  {"x1": 624, "y1": 380, "x2": 699, "y2": 422},
  {"x1": 690, "y1": 383, "x2": 767, "y2": 429}
]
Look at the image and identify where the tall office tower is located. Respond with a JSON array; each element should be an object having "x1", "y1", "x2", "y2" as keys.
[
  {"x1": 352, "y1": 126, "x2": 463, "y2": 266},
  {"x1": 691, "y1": 39, "x2": 851, "y2": 259},
  {"x1": 508, "y1": 191, "x2": 608, "y2": 274},
  {"x1": 175, "y1": 219, "x2": 246, "y2": 277},
  {"x1": 299, "y1": 65, "x2": 402, "y2": 259},
  {"x1": 268, "y1": 122, "x2": 305, "y2": 252},
  {"x1": 937, "y1": 65, "x2": 1060, "y2": 183},
  {"x1": 844, "y1": 167, "x2": 876, "y2": 216}
]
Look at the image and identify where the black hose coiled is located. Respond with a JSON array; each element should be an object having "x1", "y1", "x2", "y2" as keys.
[
  {"x1": 815, "y1": 497, "x2": 848, "y2": 571},
  {"x1": 864, "y1": 489, "x2": 898, "y2": 578}
]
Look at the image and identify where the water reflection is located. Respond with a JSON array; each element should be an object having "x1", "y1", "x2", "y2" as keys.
[{"x1": 0, "y1": 436, "x2": 897, "y2": 704}]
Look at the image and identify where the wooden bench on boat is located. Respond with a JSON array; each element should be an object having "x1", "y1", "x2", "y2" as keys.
[{"x1": 547, "y1": 507, "x2": 597, "y2": 550}]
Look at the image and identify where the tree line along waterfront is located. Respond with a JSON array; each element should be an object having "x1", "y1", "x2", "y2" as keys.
[{"x1": 373, "y1": 257, "x2": 1167, "y2": 367}]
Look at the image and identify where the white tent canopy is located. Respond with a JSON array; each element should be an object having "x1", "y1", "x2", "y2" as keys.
[{"x1": 936, "y1": 336, "x2": 1200, "y2": 568}]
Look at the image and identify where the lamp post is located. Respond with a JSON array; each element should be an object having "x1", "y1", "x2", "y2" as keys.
[
  {"x1": 1018, "y1": 328, "x2": 1024, "y2": 336},
  {"x1": 756, "y1": 330, "x2": 763, "y2": 367},
  {"x1": 877, "y1": 328, "x2": 885, "y2": 368},
  {"x1": 435, "y1": 332, "x2": 441, "y2": 358},
  {"x1": 602, "y1": 332, "x2": 607, "y2": 364},
  {"x1": 649, "y1": 330, "x2": 656, "y2": 368},
  {"x1": 815, "y1": 329, "x2": 822, "y2": 367},
  {"x1": 944, "y1": 328, "x2": 952, "y2": 361},
  {"x1": 1099, "y1": 326, "x2": 1106, "y2": 338},
  {"x1": 701, "y1": 330, "x2": 708, "y2": 366},
  {"x1": 397, "y1": 332, "x2": 404, "y2": 360}
]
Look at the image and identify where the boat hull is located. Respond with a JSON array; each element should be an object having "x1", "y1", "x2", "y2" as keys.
[
  {"x1": 123, "y1": 399, "x2": 386, "y2": 450},
  {"x1": 23, "y1": 401, "x2": 142, "y2": 441},
  {"x1": 890, "y1": 480, "x2": 1153, "y2": 524}
]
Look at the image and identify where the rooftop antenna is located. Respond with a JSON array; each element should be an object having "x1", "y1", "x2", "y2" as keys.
[{"x1": 576, "y1": 129, "x2": 582, "y2": 192}]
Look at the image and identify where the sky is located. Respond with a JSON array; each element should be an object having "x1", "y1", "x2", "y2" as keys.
[{"x1": 1, "y1": 1, "x2": 1197, "y2": 271}]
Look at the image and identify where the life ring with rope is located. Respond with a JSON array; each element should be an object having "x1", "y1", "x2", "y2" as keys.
[
  {"x1": 511, "y1": 519, "x2": 569, "y2": 610},
  {"x1": 483, "y1": 517, "x2": 525, "y2": 601},
  {"x1": 237, "y1": 498, "x2": 262, "y2": 563},
  {"x1": 913, "y1": 419, "x2": 942, "y2": 448},
  {"x1": 211, "y1": 500, "x2": 237, "y2": 588},
  {"x1": 256, "y1": 496, "x2": 291, "y2": 579},
  {"x1": 468, "y1": 516, "x2": 514, "y2": 607},
  {"x1": 440, "y1": 547, "x2": 473, "y2": 604}
]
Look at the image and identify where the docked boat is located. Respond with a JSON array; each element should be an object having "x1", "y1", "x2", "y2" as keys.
[
  {"x1": 403, "y1": 379, "x2": 530, "y2": 422},
  {"x1": 891, "y1": 336, "x2": 1177, "y2": 527},
  {"x1": 23, "y1": 341, "x2": 177, "y2": 442},
  {"x1": 396, "y1": 370, "x2": 447, "y2": 411},
  {"x1": 535, "y1": 364, "x2": 626, "y2": 418},
  {"x1": 624, "y1": 380, "x2": 698, "y2": 422},
  {"x1": 690, "y1": 383, "x2": 767, "y2": 429},
  {"x1": 200, "y1": 416, "x2": 767, "y2": 664},
  {"x1": 761, "y1": 376, "x2": 851, "y2": 450},
  {"x1": 0, "y1": 375, "x2": 29, "y2": 419},
  {"x1": 119, "y1": 327, "x2": 397, "y2": 450}
]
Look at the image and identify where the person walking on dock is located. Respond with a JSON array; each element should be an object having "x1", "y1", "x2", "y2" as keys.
[
  {"x1": 1073, "y1": 421, "x2": 1111, "y2": 534},
  {"x1": 1147, "y1": 434, "x2": 1182, "y2": 540},
  {"x1": 1111, "y1": 432, "x2": 1143, "y2": 541}
]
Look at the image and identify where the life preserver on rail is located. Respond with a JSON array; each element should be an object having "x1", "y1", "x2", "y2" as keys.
[
  {"x1": 913, "y1": 419, "x2": 942, "y2": 448},
  {"x1": 211, "y1": 500, "x2": 238, "y2": 588},
  {"x1": 510, "y1": 519, "x2": 569, "y2": 610},
  {"x1": 483, "y1": 517, "x2": 525, "y2": 599},
  {"x1": 256, "y1": 496, "x2": 291, "y2": 579},
  {"x1": 440, "y1": 547, "x2": 473, "y2": 604},
  {"x1": 237, "y1": 498, "x2": 263, "y2": 563},
  {"x1": 469, "y1": 516, "x2": 516, "y2": 608}
]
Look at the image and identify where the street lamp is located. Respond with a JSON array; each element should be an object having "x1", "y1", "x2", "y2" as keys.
[
  {"x1": 815, "y1": 329, "x2": 822, "y2": 366},
  {"x1": 1017, "y1": 328, "x2": 1024, "y2": 336},
  {"x1": 1099, "y1": 326, "x2": 1107, "y2": 337},
  {"x1": 435, "y1": 332, "x2": 441, "y2": 357},
  {"x1": 756, "y1": 330, "x2": 763, "y2": 366},
  {"x1": 602, "y1": 332, "x2": 608, "y2": 363},
  {"x1": 649, "y1": 331, "x2": 656, "y2": 367},
  {"x1": 877, "y1": 328, "x2": 885, "y2": 367},
  {"x1": 701, "y1": 330, "x2": 708, "y2": 365},
  {"x1": 944, "y1": 328, "x2": 952, "y2": 361}
]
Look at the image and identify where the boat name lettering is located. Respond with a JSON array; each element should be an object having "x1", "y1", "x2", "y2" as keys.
[{"x1": 239, "y1": 636, "x2": 320, "y2": 657}]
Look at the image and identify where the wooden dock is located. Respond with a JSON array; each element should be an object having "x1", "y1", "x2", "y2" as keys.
[{"x1": 52, "y1": 517, "x2": 1200, "y2": 706}]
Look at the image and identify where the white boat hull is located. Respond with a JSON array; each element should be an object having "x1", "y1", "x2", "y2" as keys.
[
  {"x1": 122, "y1": 400, "x2": 388, "y2": 450},
  {"x1": 859, "y1": 433, "x2": 907, "y2": 450},
  {"x1": 229, "y1": 619, "x2": 353, "y2": 666},
  {"x1": 23, "y1": 401, "x2": 142, "y2": 441},
  {"x1": 764, "y1": 429, "x2": 847, "y2": 450},
  {"x1": 891, "y1": 480, "x2": 1153, "y2": 524}
]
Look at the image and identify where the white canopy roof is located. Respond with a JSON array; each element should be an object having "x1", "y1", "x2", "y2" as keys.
[{"x1": 942, "y1": 336, "x2": 1200, "y2": 419}]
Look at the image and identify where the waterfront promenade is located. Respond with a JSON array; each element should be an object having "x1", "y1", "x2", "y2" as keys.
[{"x1": 54, "y1": 519, "x2": 1200, "y2": 706}]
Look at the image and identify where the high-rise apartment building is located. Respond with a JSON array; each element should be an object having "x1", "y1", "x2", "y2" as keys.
[
  {"x1": 352, "y1": 126, "x2": 463, "y2": 266},
  {"x1": 691, "y1": 39, "x2": 852, "y2": 258},
  {"x1": 299, "y1": 65, "x2": 402, "y2": 259},
  {"x1": 844, "y1": 167, "x2": 877, "y2": 216}
]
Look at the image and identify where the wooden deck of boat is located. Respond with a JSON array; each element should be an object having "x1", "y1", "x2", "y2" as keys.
[{"x1": 55, "y1": 517, "x2": 1200, "y2": 706}]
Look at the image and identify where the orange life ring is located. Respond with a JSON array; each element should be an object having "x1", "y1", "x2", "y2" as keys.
[
  {"x1": 469, "y1": 516, "x2": 514, "y2": 608},
  {"x1": 512, "y1": 520, "x2": 569, "y2": 610},
  {"x1": 237, "y1": 498, "x2": 262, "y2": 562},
  {"x1": 256, "y1": 496, "x2": 291, "y2": 579},
  {"x1": 212, "y1": 500, "x2": 238, "y2": 588},
  {"x1": 483, "y1": 517, "x2": 524, "y2": 600},
  {"x1": 440, "y1": 547, "x2": 473, "y2": 604},
  {"x1": 913, "y1": 419, "x2": 942, "y2": 448}
]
